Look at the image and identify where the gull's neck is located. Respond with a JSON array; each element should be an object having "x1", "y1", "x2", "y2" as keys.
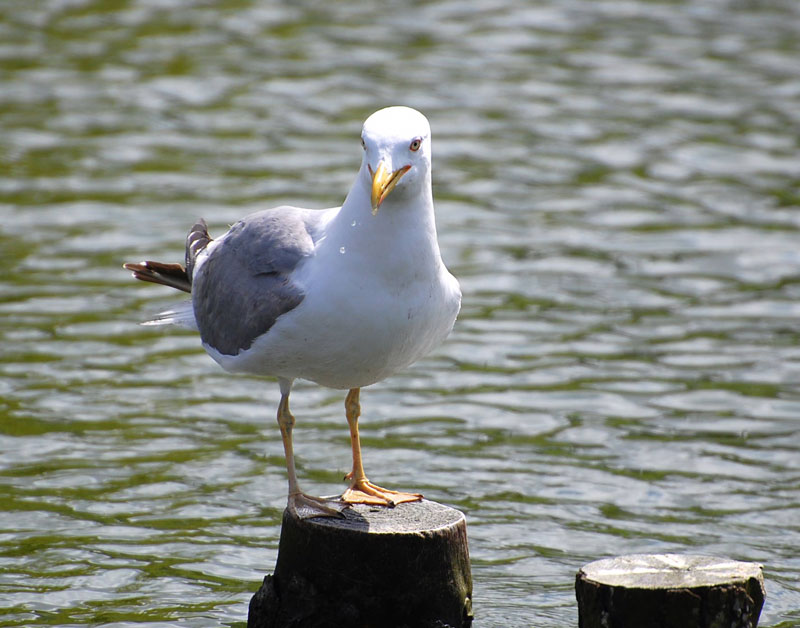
[{"x1": 318, "y1": 168, "x2": 442, "y2": 275}]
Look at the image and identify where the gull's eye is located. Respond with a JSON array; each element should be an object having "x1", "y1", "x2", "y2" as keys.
[
  {"x1": 361, "y1": 137, "x2": 366, "y2": 150},
  {"x1": 409, "y1": 137, "x2": 422, "y2": 152}
]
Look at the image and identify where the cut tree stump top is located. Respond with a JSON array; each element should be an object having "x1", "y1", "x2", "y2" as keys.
[
  {"x1": 309, "y1": 498, "x2": 465, "y2": 534},
  {"x1": 580, "y1": 553, "x2": 764, "y2": 589}
]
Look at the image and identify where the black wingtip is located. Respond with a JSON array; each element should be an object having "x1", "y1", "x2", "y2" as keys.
[{"x1": 123, "y1": 260, "x2": 192, "y2": 293}]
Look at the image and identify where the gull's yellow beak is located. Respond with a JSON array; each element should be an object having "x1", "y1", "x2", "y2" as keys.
[{"x1": 370, "y1": 162, "x2": 411, "y2": 215}]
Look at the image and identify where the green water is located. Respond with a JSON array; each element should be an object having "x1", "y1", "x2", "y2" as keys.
[{"x1": 2, "y1": 1, "x2": 800, "y2": 626}]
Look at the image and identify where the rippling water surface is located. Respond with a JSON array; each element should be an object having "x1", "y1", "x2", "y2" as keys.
[{"x1": 2, "y1": 1, "x2": 800, "y2": 626}]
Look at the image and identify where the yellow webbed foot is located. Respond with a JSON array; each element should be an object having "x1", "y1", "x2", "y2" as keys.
[
  {"x1": 341, "y1": 479, "x2": 423, "y2": 507},
  {"x1": 288, "y1": 492, "x2": 348, "y2": 519}
]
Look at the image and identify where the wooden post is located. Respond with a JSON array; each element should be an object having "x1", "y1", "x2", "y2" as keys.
[
  {"x1": 248, "y1": 499, "x2": 473, "y2": 628},
  {"x1": 576, "y1": 554, "x2": 765, "y2": 628}
]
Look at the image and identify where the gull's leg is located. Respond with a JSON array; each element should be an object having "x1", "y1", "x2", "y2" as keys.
[
  {"x1": 340, "y1": 388, "x2": 423, "y2": 506},
  {"x1": 276, "y1": 386, "x2": 346, "y2": 519}
]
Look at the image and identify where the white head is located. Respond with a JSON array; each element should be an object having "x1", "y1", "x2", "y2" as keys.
[{"x1": 359, "y1": 106, "x2": 432, "y2": 214}]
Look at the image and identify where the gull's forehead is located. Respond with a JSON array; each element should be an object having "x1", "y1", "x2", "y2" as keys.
[{"x1": 362, "y1": 106, "x2": 430, "y2": 147}]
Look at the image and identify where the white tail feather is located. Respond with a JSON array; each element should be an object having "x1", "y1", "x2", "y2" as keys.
[{"x1": 142, "y1": 301, "x2": 197, "y2": 330}]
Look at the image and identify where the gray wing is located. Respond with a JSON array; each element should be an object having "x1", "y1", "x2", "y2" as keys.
[{"x1": 192, "y1": 206, "x2": 324, "y2": 356}]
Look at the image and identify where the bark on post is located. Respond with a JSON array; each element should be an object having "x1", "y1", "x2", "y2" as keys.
[
  {"x1": 576, "y1": 553, "x2": 765, "y2": 628},
  {"x1": 248, "y1": 499, "x2": 473, "y2": 628}
]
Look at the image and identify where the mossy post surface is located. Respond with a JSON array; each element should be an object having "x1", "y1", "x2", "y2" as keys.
[
  {"x1": 248, "y1": 499, "x2": 473, "y2": 628},
  {"x1": 576, "y1": 553, "x2": 765, "y2": 628}
]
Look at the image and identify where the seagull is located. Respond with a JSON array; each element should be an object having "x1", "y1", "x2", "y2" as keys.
[{"x1": 124, "y1": 106, "x2": 461, "y2": 518}]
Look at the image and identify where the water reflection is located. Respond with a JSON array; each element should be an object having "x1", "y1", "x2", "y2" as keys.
[{"x1": 2, "y1": 1, "x2": 800, "y2": 626}]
